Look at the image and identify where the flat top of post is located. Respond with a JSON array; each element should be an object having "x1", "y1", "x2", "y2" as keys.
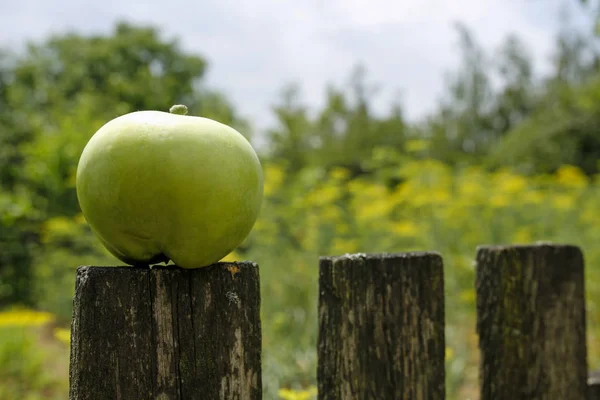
[
  {"x1": 76, "y1": 261, "x2": 258, "y2": 274},
  {"x1": 320, "y1": 251, "x2": 442, "y2": 263},
  {"x1": 476, "y1": 242, "x2": 581, "y2": 252}
]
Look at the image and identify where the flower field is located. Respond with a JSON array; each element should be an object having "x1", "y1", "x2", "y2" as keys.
[{"x1": 5, "y1": 154, "x2": 600, "y2": 399}]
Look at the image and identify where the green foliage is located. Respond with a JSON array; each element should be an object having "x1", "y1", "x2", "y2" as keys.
[
  {"x1": 0, "y1": 326, "x2": 68, "y2": 399},
  {"x1": 0, "y1": 190, "x2": 38, "y2": 306},
  {"x1": 0, "y1": 21, "x2": 243, "y2": 307},
  {"x1": 489, "y1": 74, "x2": 600, "y2": 174},
  {"x1": 243, "y1": 158, "x2": 600, "y2": 398},
  {"x1": 10, "y1": 22, "x2": 205, "y2": 113},
  {"x1": 268, "y1": 66, "x2": 407, "y2": 173},
  {"x1": 1, "y1": 15, "x2": 600, "y2": 400},
  {"x1": 489, "y1": 24, "x2": 600, "y2": 174}
]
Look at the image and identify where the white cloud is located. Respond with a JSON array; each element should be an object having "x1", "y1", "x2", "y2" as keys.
[
  {"x1": 320, "y1": 0, "x2": 493, "y2": 26},
  {"x1": 0, "y1": 0, "x2": 592, "y2": 136}
]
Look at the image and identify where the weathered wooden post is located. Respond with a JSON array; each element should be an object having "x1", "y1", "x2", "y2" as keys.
[
  {"x1": 476, "y1": 244, "x2": 587, "y2": 400},
  {"x1": 69, "y1": 262, "x2": 261, "y2": 400},
  {"x1": 318, "y1": 252, "x2": 446, "y2": 400}
]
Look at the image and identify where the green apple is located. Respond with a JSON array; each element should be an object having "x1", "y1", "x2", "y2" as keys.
[{"x1": 76, "y1": 105, "x2": 263, "y2": 269}]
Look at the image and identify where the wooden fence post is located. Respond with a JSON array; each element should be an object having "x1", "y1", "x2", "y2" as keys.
[
  {"x1": 317, "y1": 252, "x2": 446, "y2": 400},
  {"x1": 69, "y1": 263, "x2": 261, "y2": 400},
  {"x1": 476, "y1": 244, "x2": 587, "y2": 400}
]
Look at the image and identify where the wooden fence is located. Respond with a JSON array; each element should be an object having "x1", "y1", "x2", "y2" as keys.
[{"x1": 68, "y1": 243, "x2": 599, "y2": 399}]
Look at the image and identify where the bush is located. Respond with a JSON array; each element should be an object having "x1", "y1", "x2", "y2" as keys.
[{"x1": 0, "y1": 309, "x2": 68, "y2": 399}]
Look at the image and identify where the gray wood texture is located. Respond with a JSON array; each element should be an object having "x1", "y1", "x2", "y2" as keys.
[
  {"x1": 476, "y1": 244, "x2": 587, "y2": 400},
  {"x1": 69, "y1": 262, "x2": 261, "y2": 400},
  {"x1": 318, "y1": 252, "x2": 446, "y2": 400}
]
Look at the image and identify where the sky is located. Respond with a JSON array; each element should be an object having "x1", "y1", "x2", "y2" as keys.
[{"x1": 0, "y1": 0, "x2": 593, "y2": 135}]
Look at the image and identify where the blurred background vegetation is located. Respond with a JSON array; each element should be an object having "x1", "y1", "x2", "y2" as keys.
[{"x1": 2, "y1": 1, "x2": 600, "y2": 399}]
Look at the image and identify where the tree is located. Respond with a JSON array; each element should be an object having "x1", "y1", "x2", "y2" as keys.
[
  {"x1": 10, "y1": 22, "x2": 205, "y2": 114},
  {"x1": 491, "y1": 35, "x2": 536, "y2": 134},
  {"x1": 267, "y1": 66, "x2": 407, "y2": 174},
  {"x1": 425, "y1": 23, "x2": 495, "y2": 164},
  {"x1": 315, "y1": 66, "x2": 406, "y2": 172},
  {"x1": 267, "y1": 84, "x2": 313, "y2": 170},
  {"x1": 489, "y1": 23, "x2": 600, "y2": 174},
  {"x1": 0, "y1": 21, "x2": 242, "y2": 307}
]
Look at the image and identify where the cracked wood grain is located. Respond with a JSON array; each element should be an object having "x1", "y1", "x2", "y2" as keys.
[
  {"x1": 317, "y1": 252, "x2": 446, "y2": 400},
  {"x1": 476, "y1": 244, "x2": 587, "y2": 400},
  {"x1": 69, "y1": 262, "x2": 261, "y2": 400}
]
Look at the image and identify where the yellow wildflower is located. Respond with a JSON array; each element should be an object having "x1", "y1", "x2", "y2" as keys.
[
  {"x1": 391, "y1": 221, "x2": 419, "y2": 237},
  {"x1": 429, "y1": 188, "x2": 450, "y2": 204},
  {"x1": 329, "y1": 167, "x2": 350, "y2": 181},
  {"x1": 497, "y1": 173, "x2": 527, "y2": 194},
  {"x1": 332, "y1": 238, "x2": 360, "y2": 254},
  {"x1": 555, "y1": 165, "x2": 588, "y2": 189},
  {"x1": 512, "y1": 227, "x2": 533, "y2": 244},
  {"x1": 278, "y1": 386, "x2": 318, "y2": 400},
  {"x1": 356, "y1": 198, "x2": 393, "y2": 221},
  {"x1": 347, "y1": 179, "x2": 370, "y2": 195},
  {"x1": 459, "y1": 289, "x2": 475, "y2": 304},
  {"x1": 41, "y1": 216, "x2": 75, "y2": 243},
  {"x1": 551, "y1": 194, "x2": 575, "y2": 210},
  {"x1": 445, "y1": 347, "x2": 454, "y2": 361},
  {"x1": 306, "y1": 185, "x2": 341, "y2": 207},
  {"x1": 263, "y1": 164, "x2": 286, "y2": 196},
  {"x1": 523, "y1": 190, "x2": 544, "y2": 205},
  {"x1": 460, "y1": 180, "x2": 482, "y2": 194},
  {"x1": 490, "y1": 194, "x2": 509, "y2": 208},
  {"x1": 0, "y1": 309, "x2": 55, "y2": 327},
  {"x1": 405, "y1": 139, "x2": 430, "y2": 153},
  {"x1": 54, "y1": 327, "x2": 71, "y2": 345}
]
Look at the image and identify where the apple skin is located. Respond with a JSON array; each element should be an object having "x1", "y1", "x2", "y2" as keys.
[{"x1": 76, "y1": 107, "x2": 263, "y2": 269}]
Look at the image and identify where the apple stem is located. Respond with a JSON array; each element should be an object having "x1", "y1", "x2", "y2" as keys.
[{"x1": 169, "y1": 104, "x2": 188, "y2": 115}]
